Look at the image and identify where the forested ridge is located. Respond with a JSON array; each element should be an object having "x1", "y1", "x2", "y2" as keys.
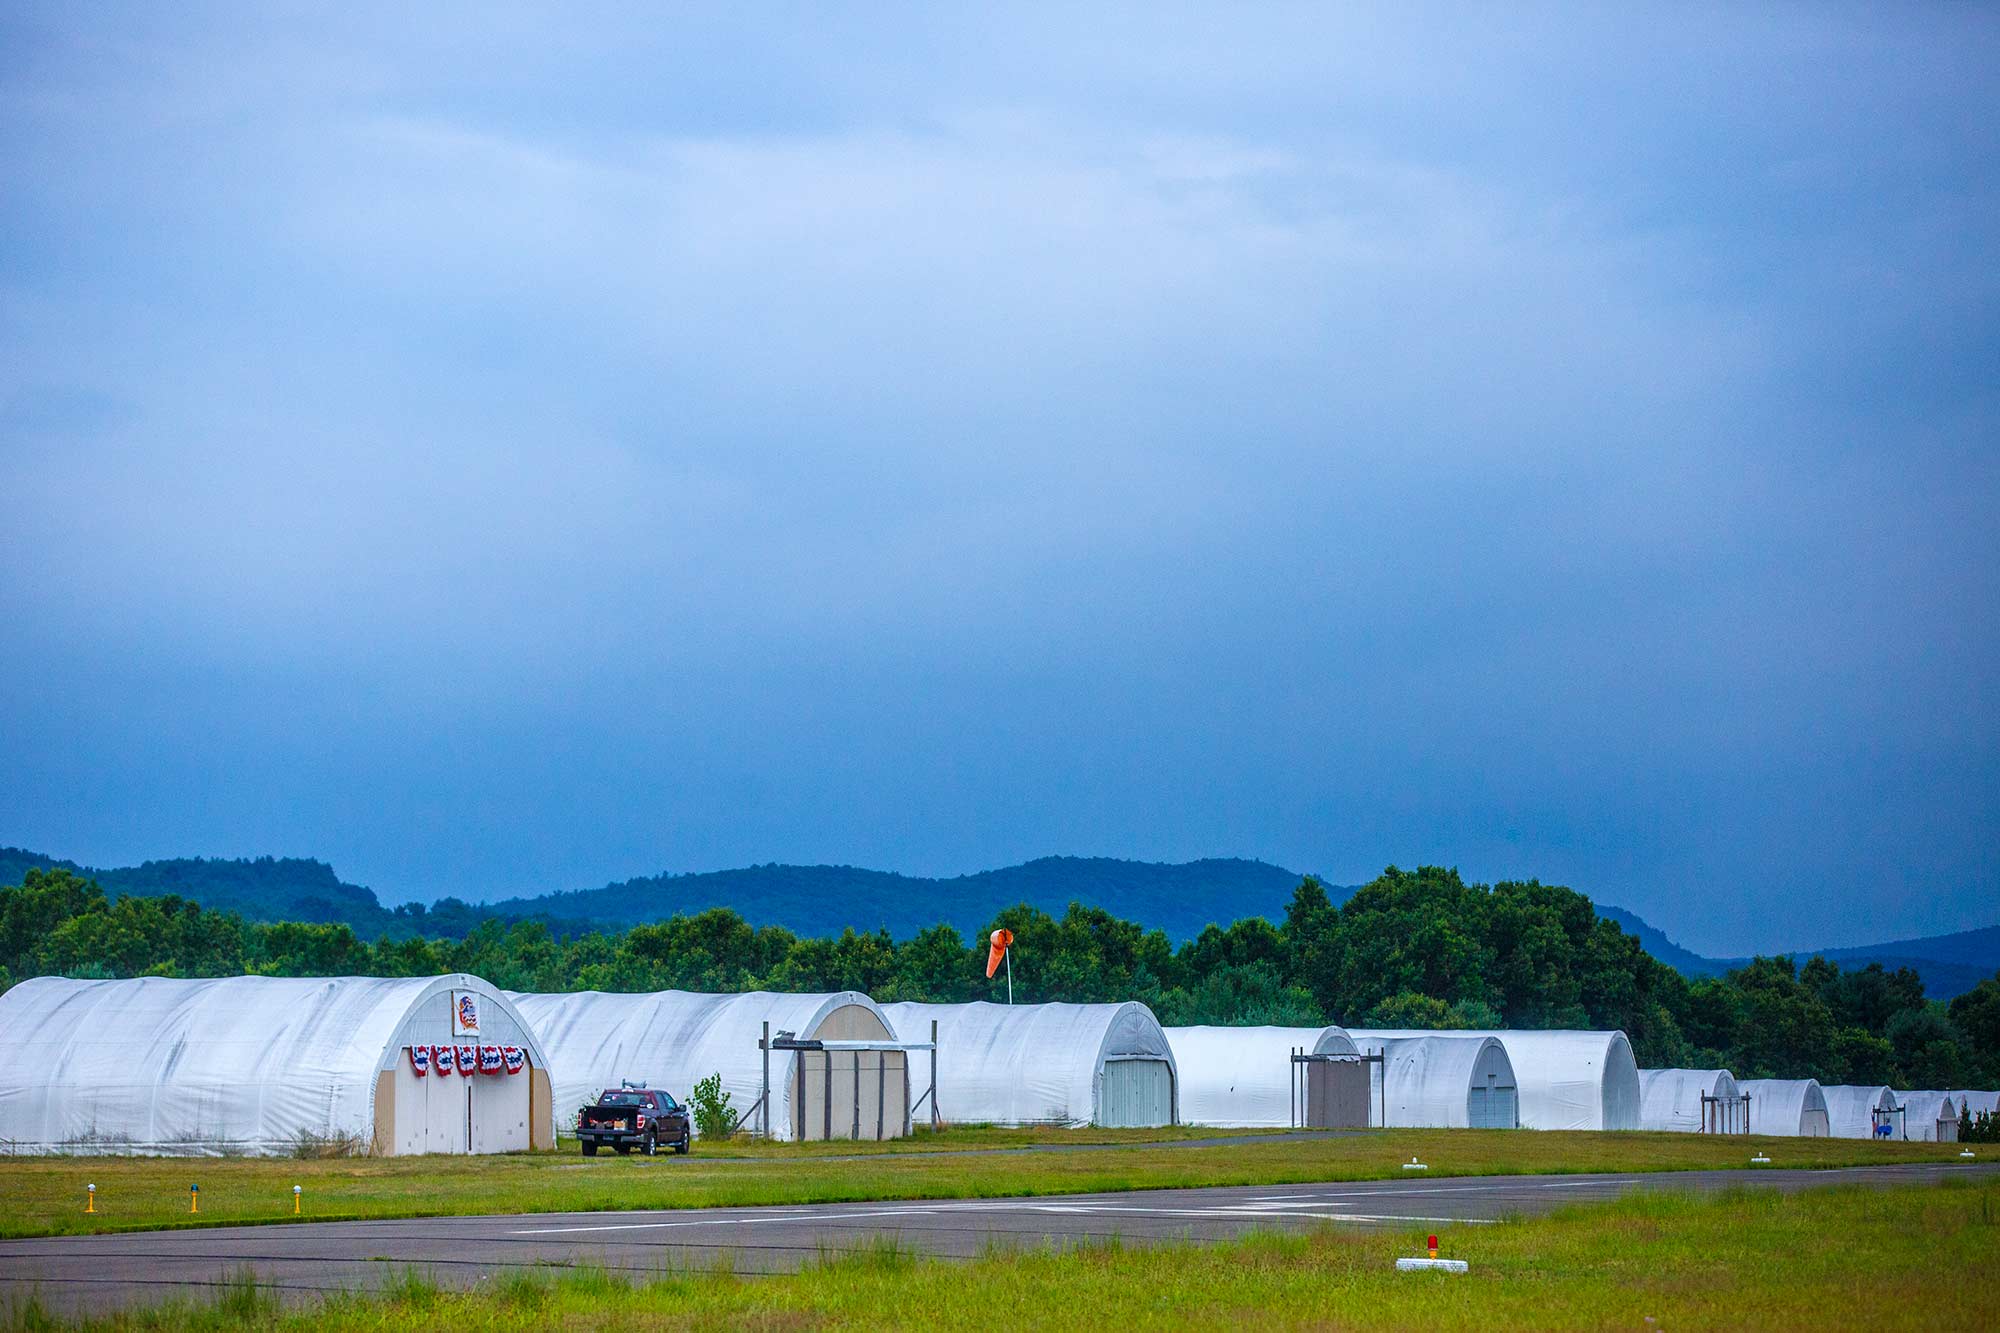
[
  {"x1": 3, "y1": 864, "x2": 1996, "y2": 1090},
  {"x1": 0, "y1": 847, "x2": 1305, "y2": 945}
]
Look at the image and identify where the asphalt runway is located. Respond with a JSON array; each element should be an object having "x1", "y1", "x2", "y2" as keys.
[{"x1": 2, "y1": 1161, "x2": 1989, "y2": 1317}]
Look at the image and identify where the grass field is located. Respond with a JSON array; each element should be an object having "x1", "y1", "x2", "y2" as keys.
[
  {"x1": 0, "y1": 1126, "x2": 1975, "y2": 1240},
  {"x1": 8, "y1": 1177, "x2": 1996, "y2": 1331}
]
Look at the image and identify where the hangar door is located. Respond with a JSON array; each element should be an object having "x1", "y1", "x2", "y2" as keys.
[
  {"x1": 1466, "y1": 1070, "x2": 1518, "y2": 1129},
  {"x1": 390, "y1": 1056, "x2": 533, "y2": 1155},
  {"x1": 1304, "y1": 1058, "x2": 1371, "y2": 1129},
  {"x1": 1100, "y1": 1058, "x2": 1174, "y2": 1128},
  {"x1": 791, "y1": 1048, "x2": 910, "y2": 1141}
]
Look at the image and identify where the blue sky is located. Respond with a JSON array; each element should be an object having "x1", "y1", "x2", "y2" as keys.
[{"x1": 1, "y1": 5, "x2": 1994, "y2": 954}]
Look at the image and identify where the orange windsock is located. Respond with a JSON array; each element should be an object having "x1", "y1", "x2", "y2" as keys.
[{"x1": 985, "y1": 928, "x2": 1014, "y2": 978}]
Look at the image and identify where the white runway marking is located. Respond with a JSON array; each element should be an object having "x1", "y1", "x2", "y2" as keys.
[
  {"x1": 512, "y1": 1206, "x2": 941, "y2": 1236},
  {"x1": 1027, "y1": 1204, "x2": 1358, "y2": 1221}
]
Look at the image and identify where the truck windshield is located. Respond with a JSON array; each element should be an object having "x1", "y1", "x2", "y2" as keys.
[{"x1": 598, "y1": 1091, "x2": 648, "y2": 1106}]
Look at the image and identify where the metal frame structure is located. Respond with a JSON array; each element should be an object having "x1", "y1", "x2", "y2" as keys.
[
  {"x1": 1700, "y1": 1089, "x2": 1752, "y2": 1134},
  {"x1": 753, "y1": 1019, "x2": 939, "y2": 1141},
  {"x1": 1290, "y1": 1047, "x2": 1385, "y2": 1129}
]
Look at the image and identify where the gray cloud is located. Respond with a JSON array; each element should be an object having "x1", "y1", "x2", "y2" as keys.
[{"x1": 2, "y1": 4, "x2": 1994, "y2": 952}]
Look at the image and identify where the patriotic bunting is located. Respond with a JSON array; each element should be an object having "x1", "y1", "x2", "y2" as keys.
[{"x1": 409, "y1": 1044, "x2": 523, "y2": 1076}]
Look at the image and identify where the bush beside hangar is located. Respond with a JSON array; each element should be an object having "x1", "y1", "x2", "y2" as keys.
[
  {"x1": 0, "y1": 973, "x2": 554, "y2": 1156},
  {"x1": 1738, "y1": 1078, "x2": 1831, "y2": 1137},
  {"x1": 509, "y1": 989, "x2": 907, "y2": 1142},
  {"x1": 1166, "y1": 1024, "x2": 1368, "y2": 1128},
  {"x1": 882, "y1": 1001, "x2": 1177, "y2": 1128},
  {"x1": 1638, "y1": 1068, "x2": 1743, "y2": 1133},
  {"x1": 1354, "y1": 1029, "x2": 1640, "y2": 1130}
]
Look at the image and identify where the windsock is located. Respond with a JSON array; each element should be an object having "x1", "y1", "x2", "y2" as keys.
[{"x1": 986, "y1": 928, "x2": 1014, "y2": 978}]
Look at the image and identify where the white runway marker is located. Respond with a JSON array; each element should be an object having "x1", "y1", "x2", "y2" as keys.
[{"x1": 512, "y1": 1206, "x2": 940, "y2": 1236}]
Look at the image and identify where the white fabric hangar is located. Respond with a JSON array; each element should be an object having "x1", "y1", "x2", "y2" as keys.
[
  {"x1": 0, "y1": 974, "x2": 554, "y2": 1156},
  {"x1": 881, "y1": 1001, "x2": 1177, "y2": 1128},
  {"x1": 1738, "y1": 1078, "x2": 1830, "y2": 1137},
  {"x1": 1638, "y1": 1068, "x2": 1741, "y2": 1133},
  {"x1": 1165, "y1": 1025, "x2": 1364, "y2": 1128},
  {"x1": 1357, "y1": 1035, "x2": 1518, "y2": 1128},
  {"x1": 1894, "y1": 1090, "x2": 1961, "y2": 1142},
  {"x1": 1820, "y1": 1085, "x2": 1898, "y2": 1139},
  {"x1": 1353, "y1": 1029, "x2": 1641, "y2": 1130},
  {"x1": 510, "y1": 990, "x2": 907, "y2": 1142}
]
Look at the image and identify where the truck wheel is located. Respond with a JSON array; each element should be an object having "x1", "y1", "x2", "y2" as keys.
[
  {"x1": 675, "y1": 1129, "x2": 691, "y2": 1155},
  {"x1": 644, "y1": 1131, "x2": 658, "y2": 1156},
  {"x1": 581, "y1": 1142, "x2": 598, "y2": 1157}
]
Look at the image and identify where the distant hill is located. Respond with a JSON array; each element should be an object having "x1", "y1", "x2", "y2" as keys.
[
  {"x1": 4, "y1": 845, "x2": 1993, "y2": 994},
  {"x1": 0, "y1": 847, "x2": 398, "y2": 936},
  {"x1": 483, "y1": 856, "x2": 1311, "y2": 942},
  {"x1": 0, "y1": 847, "x2": 1306, "y2": 943},
  {"x1": 1591, "y1": 906, "x2": 1726, "y2": 977},
  {"x1": 1594, "y1": 904, "x2": 1997, "y2": 999}
]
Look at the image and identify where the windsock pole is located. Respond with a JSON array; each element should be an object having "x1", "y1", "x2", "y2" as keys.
[{"x1": 986, "y1": 929, "x2": 1015, "y2": 1003}]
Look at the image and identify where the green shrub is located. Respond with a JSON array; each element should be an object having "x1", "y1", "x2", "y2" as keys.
[{"x1": 689, "y1": 1071, "x2": 738, "y2": 1140}]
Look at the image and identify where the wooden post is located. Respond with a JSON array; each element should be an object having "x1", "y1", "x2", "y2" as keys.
[
  {"x1": 823, "y1": 1050, "x2": 833, "y2": 1142},
  {"x1": 876, "y1": 1052, "x2": 886, "y2": 1140},
  {"x1": 760, "y1": 1021, "x2": 770, "y2": 1140},
  {"x1": 1291, "y1": 1047, "x2": 1299, "y2": 1129},
  {"x1": 851, "y1": 1050, "x2": 862, "y2": 1141},
  {"x1": 930, "y1": 1020, "x2": 940, "y2": 1129}
]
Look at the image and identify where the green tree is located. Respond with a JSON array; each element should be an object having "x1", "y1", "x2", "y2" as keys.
[
  {"x1": 1364, "y1": 990, "x2": 1459, "y2": 1029},
  {"x1": 1886, "y1": 1005, "x2": 1966, "y2": 1088},
  {"x1": 1947, "y1": 972, "x2": 2000, "y2": 1075}
]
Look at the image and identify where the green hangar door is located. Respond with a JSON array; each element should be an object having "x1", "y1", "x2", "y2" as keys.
[{"x1": 1100, "y1": 1057, "x2": 1175, "y2": 1128}]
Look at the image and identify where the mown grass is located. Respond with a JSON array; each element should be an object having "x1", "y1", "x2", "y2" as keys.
[
  {"x1": 0, "y1": 1125, "x2": 1973, "y2": 1240},
  {"x1": 8, "y1": 1178, "x2": 1996, "y2": 1331}
]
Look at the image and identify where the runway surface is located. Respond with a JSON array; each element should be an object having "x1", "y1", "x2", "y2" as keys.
[{"x1": 2, "y1": 1161, "x2": 1989, "y2": 1317}]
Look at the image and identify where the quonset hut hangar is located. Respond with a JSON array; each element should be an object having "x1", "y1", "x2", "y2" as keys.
[
  {"x1": 0, "y1": 974, "x2": 554, "y2": 1155},
  {"x1": 882, "y1": 1001, "x2": 1178, "y2": 1128},
  {"x1": 1354, "y1": 1029, "x2": 1641, "y2": 1130},
  {"x1": 510, "y1": 989, "x2": 910, "y2": 1142},
  {"x1": 1165, "y1": 1024, "x2": 1368, "y2": 1128}
]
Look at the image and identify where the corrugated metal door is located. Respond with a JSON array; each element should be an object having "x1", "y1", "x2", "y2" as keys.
[
  {"x1": 422, "y1": 1075, "x2": 467, "y2": 1153},
  {"x1": 393, "y1": 1059, "x2": 426, "y2": 1155},
  {"x1": 470, "y1": 1069, "x2": 531, "y2": 1153},
  {"x1": 1306, "y1": 1060, "x2": 1371, "y2": 1128},
  {"x1": 1468, "y1": 1082, "x2": 1517, "y2": 1129},
  {"x1": 1099, "y1": 1059, "x2": 1173, "y2": 1127},
  {"x1": 791, "y1": 1049, "x2": 914, "y2": 1141}
]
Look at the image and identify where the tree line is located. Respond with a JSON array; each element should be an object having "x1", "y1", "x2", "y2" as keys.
[{"x1": 2, "y1": 863, "x2": 1995, "y2": 1090}]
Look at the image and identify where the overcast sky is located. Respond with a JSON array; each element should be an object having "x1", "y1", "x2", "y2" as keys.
[{"x1": 2, "y1": 5, "x2": 1994, "y2": 955}]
